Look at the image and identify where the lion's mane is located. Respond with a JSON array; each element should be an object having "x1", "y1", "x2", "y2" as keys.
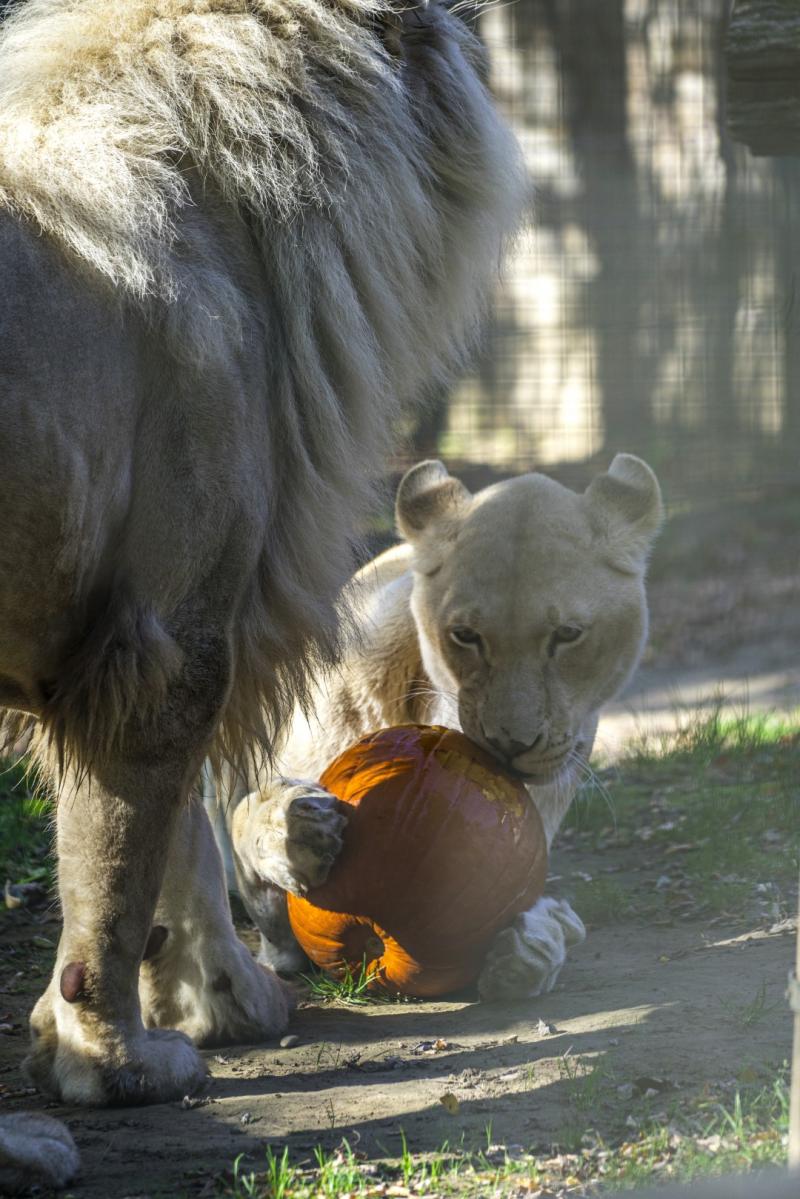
[{"x1": 0, "y1": 0, "x2": 525, "y2": 771}]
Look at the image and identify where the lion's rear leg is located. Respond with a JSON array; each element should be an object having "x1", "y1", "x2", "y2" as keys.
[
  {"x1": 25, "y1": 616, "x2": 232, "y2": 1105},
  {"x1": 139, "y1": 795, "x2": 293, "y2": 1046}
]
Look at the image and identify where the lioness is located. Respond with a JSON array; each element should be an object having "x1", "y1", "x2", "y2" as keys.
[
  {"x1": 211, "y1": 455, "x2": 662, "y2": 998},
  {"x1": 0, "y1": 0, "x2": 524, "y2": 1105}
]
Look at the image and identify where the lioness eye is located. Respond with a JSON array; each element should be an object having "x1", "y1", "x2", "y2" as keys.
[
  {"x1": 555, "y1": 625, "x2": 583, "y2": 643},
  {"x1": 450, "y1": 626, "x2": 482, "y2": 649},
  {"x1": 548, "y1": 625, "x2": 584, "y2": 656}
]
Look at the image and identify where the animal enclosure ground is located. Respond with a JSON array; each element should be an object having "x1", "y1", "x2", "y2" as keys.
[{"x1": 1, "y1": 715, "x2": 797, "y2": 1198}]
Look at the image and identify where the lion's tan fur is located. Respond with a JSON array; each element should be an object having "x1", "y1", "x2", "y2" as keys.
[
  {"x1": 0, "y1": 0, "x2": 526, "y2": 777},
  {"x1": 0, "y1": 1, "x2": 525, "y2": 1105}
]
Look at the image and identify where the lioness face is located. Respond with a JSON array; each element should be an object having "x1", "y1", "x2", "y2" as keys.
[{"x1": 396, "y1": 457, "x2": 662, "y2": 784}]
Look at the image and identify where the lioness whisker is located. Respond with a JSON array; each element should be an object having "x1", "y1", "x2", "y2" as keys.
[{"x1": 568, "y1": 750, "x2": 617, "y2": 829}]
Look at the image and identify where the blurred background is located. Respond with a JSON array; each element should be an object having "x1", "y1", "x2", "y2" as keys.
[
  {"x1": 400, "y1": 0, "x2": 799, "y2": 507},
  {"x1": 391, "y1": 0, "x2": 800, "y2": 741}
]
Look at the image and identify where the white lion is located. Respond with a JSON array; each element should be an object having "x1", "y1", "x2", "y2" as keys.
[
  {"x1": 210, "y1": 455, "x2": 663, "y2": 999},
  {"x1": 0, "y1": 0, "x2": 524, "y2": 1106}
]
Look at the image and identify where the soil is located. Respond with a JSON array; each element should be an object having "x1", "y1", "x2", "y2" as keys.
[{"x1": 1, "y1": 850, "x2": 795, "y2": 1198}]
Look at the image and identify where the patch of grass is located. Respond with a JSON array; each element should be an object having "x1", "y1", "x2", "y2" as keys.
[
  {"x1": 230, "y1": 1147, "x2": 295, "y2": 1199},
  {"x1": 217, "y1": 1073, "x2": 789, "y2": 1196},
  {"x1": 554, "y1": 1052, "x2": 618, "y2": 1154},
  {"x1": 301, "y1": 959, "x2": 393, "y2": 1006},
  {"x1": 0, "y1": 756, "x2": 53, "y2": 890},
  {"x1": 557, "y1": 1052, "x2": 615, "y2": 1117},
  {"x1": 720, "y1": 980, "x2": 783, "y2": 1030},
  {"x1": 300, "y1": 958, "x2": 410, "y2": 1006},
  {"x1": 567, "y1": 708, "x2": 800, "y2": 925},
  {"x1": 600, "y1": 1072, "x2": 790, "y2": 1189}
]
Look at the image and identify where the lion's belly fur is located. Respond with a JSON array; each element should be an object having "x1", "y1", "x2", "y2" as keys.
[{"x1": 0, "y1": 0, "x2": 525, "y2": 768}]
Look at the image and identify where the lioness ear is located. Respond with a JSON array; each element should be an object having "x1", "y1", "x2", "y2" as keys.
[
  {"x1": 396, "y1": 460, "x2": 471, "y2": 542},
  {"x1": 584, "y1": 454, "x2": 663, "y2": 571}
]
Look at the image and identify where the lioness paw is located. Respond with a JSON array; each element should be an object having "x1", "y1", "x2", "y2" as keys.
[
  {"x1": 251, "y1": 783, "x2": 347, "y2": 894},
  {"x1": 478, "y1": 897, "x2": 585, "y2": 1002}
]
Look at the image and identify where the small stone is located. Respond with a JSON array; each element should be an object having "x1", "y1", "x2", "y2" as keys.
[{"x1": 280, "y1": 1034, "x2": 300, "y2": 1049}]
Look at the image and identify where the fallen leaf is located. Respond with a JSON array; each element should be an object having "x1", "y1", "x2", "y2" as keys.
[{"x1": 413, "y1": 1038, "x2": 460, "y2": 1055}]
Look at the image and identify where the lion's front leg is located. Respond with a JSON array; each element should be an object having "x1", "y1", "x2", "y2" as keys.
[
  {"x1": 139, "y1": 795, "x2": 292, "y2": 1045},
  {"x1": 477, "y1": 897, "x2": 586, "y2": 1002},
  {"x1": 26, "y1": 755, "x2": 208, "y2": 1106},
  {"x1": 230, "y1": 780, "x2": 347, "y2": 973}
]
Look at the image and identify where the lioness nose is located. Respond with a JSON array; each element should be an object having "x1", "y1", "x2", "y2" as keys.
[{"x1": 485, "y1": 731, "x2": 543, "y2": 760}]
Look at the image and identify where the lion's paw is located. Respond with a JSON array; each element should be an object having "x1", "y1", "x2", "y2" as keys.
[
  {"x1": 181, "y1": 940, "x2": 293, "y2": 1048},
  {"x1": 0, "y1": 1113, "x2": 81, "y2": 1193},
  {"x1": 26, "y1": 991, "x2": 207, "y2": 1106},
  {"x1": 256, "y1": 928, "x2": 309, "y2": 977},
  {"x1": 140, "y1": 921, "x2": 293, "y2": 1048},
  {"x1": 478, "y1": 896, "x2": 585, "y2": 1002},
  {"x1": 250, "y1": 783, "x2": 347, "y2": 895}
]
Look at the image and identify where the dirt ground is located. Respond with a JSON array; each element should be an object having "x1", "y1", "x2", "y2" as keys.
[{"x1": 1, "y1": 857, "x2": 795, "y2": 1198}]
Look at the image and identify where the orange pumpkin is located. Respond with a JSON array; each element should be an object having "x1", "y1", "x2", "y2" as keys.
[{"x1": 286, "y1": 724, "x2": 547, "y2": 997}]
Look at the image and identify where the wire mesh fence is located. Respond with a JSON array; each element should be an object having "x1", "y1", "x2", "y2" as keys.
[{"x1": 399, "y1": 0, "x2": 800, "y2": 512}]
